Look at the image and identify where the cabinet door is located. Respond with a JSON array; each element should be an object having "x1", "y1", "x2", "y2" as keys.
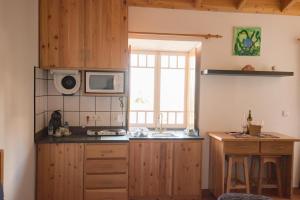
[
  {"x1": 173, "y1": 141, "x2": 202, "y2": 197},
  {"x1": 37, "y1": 143, "x2": 84, "y2": 200},
  {"x1": 85, "y1": 0, "x2": 128, "y2": 69},
  {"x1": 129, "y1": 141, "x2": 173, "y2": 198},
  {"x1": 40, "y1": 0, "x2": 85, "y2": 68}
]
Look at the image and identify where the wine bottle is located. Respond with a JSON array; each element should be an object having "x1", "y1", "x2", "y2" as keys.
[{"x1": 246, "y1": 110, "x2": 253, "y2": 134}]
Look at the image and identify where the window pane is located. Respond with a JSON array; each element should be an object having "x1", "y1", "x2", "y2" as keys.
[
  {"x1": 161, "y1": 55, "x2": 168, "y2": 68},
  {"x1": 146, "y1": 112, "x2": 154, "y2": 124},
  {"x1": 168, "y1": 112, "x2": 176, "y2": 124},
  {"x1": 160, "y1": 68, "x2": 185, "y2": 111},
  {"x1": 130, "y1": 112, "x2": 137, "y2": 123},
  {"x1": 139, "y1": 54, "x2": 146, "y2": 67},
  {"x1": 137, "y1": 112, "x2": 145, "y2": 124},
  {"x1": 130, "y1": 68, "x2": 154, "y2": 110},
  {"x1": 178, "y1": 56, "x2": 185, "y2": 68},
  {"x1": 161, "y1": 112, "x2": 168, "y2": 124},
  {"x1": 130, "y1": 54, "x2": 138, "y2": 67},
  {"x1": 147, "y1": 55, "x2": 155, "y2": 67},
  {"x1": 169, "y1": 56, "x2": 177, "y2": 68},
  {"x1": 176, "y1": 112, "x2": 184, "y2": 124}
]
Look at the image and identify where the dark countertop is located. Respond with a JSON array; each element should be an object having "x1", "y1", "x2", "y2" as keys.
[{"x1": 35, "y1": 128, "x2": 204, "y2": 144}]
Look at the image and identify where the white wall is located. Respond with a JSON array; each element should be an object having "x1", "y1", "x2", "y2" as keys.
[
  {"x1": 129, "y1": 7, "x2": 300, "y2": 188},
  {"x1": 0, "y1": 0, "x2": 38, "y2": 199}
]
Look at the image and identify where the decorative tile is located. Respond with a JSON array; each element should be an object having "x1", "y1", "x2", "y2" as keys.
[
  {"x1": 111, "y1": 112, "x2": 126, "y2": 127},
  {"x1": 96, "y1": 97, "x2": 111, "y2": 111},
  {"x1": 64, "y1": 112, "x2": 80, "y2": 126},
  {"x1": 64, "y1": 96, "x2": 80, "y2": 111},
  {"x1": 95, "y1": 112, "x2": 111, "y2": 126},
  {"x1": 80, "y1": 112, "x2": 96, "y2": 127},
  {"x1": 48, "y1": 96, "x2": 63, "y2": 111},
  {"x1": 80, "y1": 96, "x2": 96, "y2": 111},
  {"x1": 111, "y1": 97, "x2": 127, "y2": 111}
]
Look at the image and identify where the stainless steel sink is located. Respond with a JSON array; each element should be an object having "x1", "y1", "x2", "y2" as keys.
[{"x1": 148, "y1": 131, "x2": 177, "y2": 137}]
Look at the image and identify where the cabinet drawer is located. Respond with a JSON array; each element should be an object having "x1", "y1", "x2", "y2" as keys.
[
  {"x1": 85, "y1": 144, "x2": 128, "y2": 159},
  {"x1": 85, "y1": 174, "x2": 128, "y2": 189},
  {"x1": 85, "y1": 189, "x2": 127, "y2": 200},
  {"x1": 85, "y1": 160, "x2": 127, "y2": 174},
  {"x1": 224, "y1": 141, "x2": 259, "y2": 154},
  {"x1": 261, "y1": 141, "x2": 293, "y2": 155}
]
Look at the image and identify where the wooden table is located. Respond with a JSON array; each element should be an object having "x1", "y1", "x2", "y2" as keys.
[{"x1": 208, "y1": 132, "x2": 300, "y2": 199}]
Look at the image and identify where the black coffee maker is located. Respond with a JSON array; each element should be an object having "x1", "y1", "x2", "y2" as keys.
[{"x1": 49, "y1": 110, "x2": 62, "y2": 132}]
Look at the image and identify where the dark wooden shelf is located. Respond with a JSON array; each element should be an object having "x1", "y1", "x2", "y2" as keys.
[{"x1": 201, "y1": 69, "x2": 294, "y2": 77}]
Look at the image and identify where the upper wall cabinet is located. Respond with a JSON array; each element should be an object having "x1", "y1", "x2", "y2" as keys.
[
  {"x1": 85, "y1": 0, "x2": 128, "y2": 69},
  {"x1": 39, "y1": 0, "x2": 128, "y2": 70},
  {"x1": 40, "y1": 0, "x2": 85, "y2": 69}
]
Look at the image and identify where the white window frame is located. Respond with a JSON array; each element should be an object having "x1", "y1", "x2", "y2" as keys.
[{"x1": 129, "y1": 50, "x2": 191, "y2": 129}]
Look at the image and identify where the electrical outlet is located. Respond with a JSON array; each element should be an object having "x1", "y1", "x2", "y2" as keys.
[{"x1": 282, "y1": 110, "x2": 289, "y2": 117}]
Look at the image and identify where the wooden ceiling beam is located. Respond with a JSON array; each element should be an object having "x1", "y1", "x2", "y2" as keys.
[
  {"x1": 237, "y1": 0, "x2": 248, "y2": 10},
  {"x1": 281, "y1": 0, "x2": 299, "y2": 12},
  {"x1": 128, "y1": 0, "x2": 300, "y2": 16}
]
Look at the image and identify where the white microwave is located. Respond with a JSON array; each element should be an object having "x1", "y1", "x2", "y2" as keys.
[{"x1": 85, "y1": 71, "x2": 125, "y2": 94}]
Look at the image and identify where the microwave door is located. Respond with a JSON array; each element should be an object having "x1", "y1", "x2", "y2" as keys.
[{"x1": 88, "y1": 74, "x2": 115, "y2": 93}]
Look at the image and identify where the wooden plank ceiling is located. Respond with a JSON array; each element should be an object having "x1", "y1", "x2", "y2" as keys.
[{"x1": 128, "y1": 0, "x2": 300, "y2": 16}]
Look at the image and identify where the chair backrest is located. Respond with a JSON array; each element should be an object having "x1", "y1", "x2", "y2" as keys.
[{"x1": 0, "y1": 150, "x2": 3, "y2": 185}]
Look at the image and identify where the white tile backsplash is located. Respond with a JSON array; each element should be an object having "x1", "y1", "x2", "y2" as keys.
[
  {"x1": 48, "y1": 79, "x2": 61, "y2": 96},
  {"x1": 111, "y1": 97, "x2": 127, "y2": 111},
  {"x1": 64, "y1": 96, "x2": 80, "y2": 111},
  {"x1": 80, "y1": 112, "x2": 96, "y2": 127},
  {"x1": 96, "y1": 97, "x2": 111, "y2": 111},
  {"x1": 48, "y1": 96, "x2": 63, "y2": 111},
  {"x1": 35, "y1": 79, "x2": 47, "y2": 96},
  {"x1": 35, "y1": 96, "x2": 47, "y2": 114},
  {"x1": 35, "y1": 68, "x2": 128, "y2": 131},
  {"x1": 80, "y1": 96, "x2": 96, "y2": 111},
  {"x1": 111, "y1": 112, "x2": 126, "y2": 126},
  {"x1": 96, "y1": 112, "x2": 111, "y2": 126},
  {"x1": 64, "y1": 112, "x2": 80, "y2": 126},
  {"x1": 35, "y1": 68, "x2": 48, "y2": 79}
]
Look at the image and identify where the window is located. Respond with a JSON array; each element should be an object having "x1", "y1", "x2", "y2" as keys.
[{"x1": 129, "y1": 51, "x2": 192, "y2": 128}]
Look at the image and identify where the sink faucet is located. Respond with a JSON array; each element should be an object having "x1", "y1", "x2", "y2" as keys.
[{"x1": 155, "y1": 113, "x2": 164, "y2": 134}]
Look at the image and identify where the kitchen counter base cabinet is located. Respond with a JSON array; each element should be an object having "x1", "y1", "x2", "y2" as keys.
[
  {"x1": 84, "y1": 143, "x2": 129, "y2": 200},
  {"x1": 129, "y1": 140, "x2": 202, "y2": 200},
  {"x1": 36, "y1": 143, "x2": 84, "y2": 200}
]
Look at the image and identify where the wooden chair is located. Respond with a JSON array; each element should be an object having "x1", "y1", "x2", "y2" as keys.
[
  {"x1": 226, "y1": 155, "x2": 250, "y2": 193},
  {"x1": 258, "y1": 156, "x2": 282, "y2": 197}
]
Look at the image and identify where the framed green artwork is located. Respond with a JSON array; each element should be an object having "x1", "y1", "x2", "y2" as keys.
[{"x1": 233, "y1": 27, "x2": 262, "y2": 56}]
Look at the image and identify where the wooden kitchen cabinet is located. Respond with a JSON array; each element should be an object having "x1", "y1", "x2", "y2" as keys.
[
  {"x1": 129, "y1": 140, "x2": 202, "y2": 200},
  {"x1": 85, "y1": 0, "x2": 128, "y2": 69},
  {"x1": 129, "y1": 141, "x2": 173, "y2": 198},
  {"x1": 84, "y1": 143, "x2": 129, "y2": 200},
  {"x1": 173, "y1": 142, "x2": 202, "y2": 198},
  {"x1": 39, "y1": 0, "x2": 128, "y2": 69},
  {"x1": 36, "y1": 143, "x2": 84, "y2": 200},
  {"x1": 39, "y1": 0, "x2": 85, "y2": 69}
]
